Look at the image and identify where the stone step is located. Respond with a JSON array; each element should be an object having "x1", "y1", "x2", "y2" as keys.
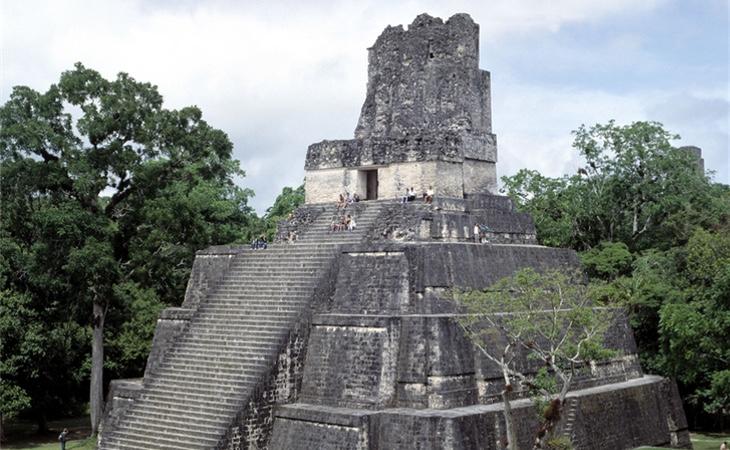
[
  {"x1": 201, "y1": 288, "x2": 311, "y2": 297},
  {"x1": 197, "y1": 299, "x2": 310, "y2": 309},
  {"x1": 168, "y1": 338, "x2": 279, "y2": 361},
  {"x1": 226, "y1": 264, "x2": 329, "y2": 273},
  {"x1": 206, "y1": 288, "x2": 312, "y2": 297},
  {"x1": 122, "y1": 417, "x2": 222, "y2": 440},
  {"x1": 159, "y1": 362, "x2": 266, "y2": 379},
  {"x1": 145, "y1": 377, "x2": 252, "y2": 397},
  {"x1": 160, "y1": 356, "x2": 270, "y2": 373},
  {"x1": 195, "y1": 304, "x2": 303, "y2": 314},
  {"x1": 161, "y1": 359, "x2": 262, "y2": 378},
  {"x1": 212, "y1": 279, "x2": 315, "y2": 286},
  {"x1": 127, "y1": 402, "x2": 231, "y2": 425},
  {"x1": 193, "y1": 310, "x2": 299, "y2": 320},
  {"x1": 165, "y1": 348, "x2": 278, "y2": 363},
  {"x1": 142, "y1": 379, "x2": 253, "y2": 402},
  {"x1": 182, "y1": 322, "x2": 290, "y2": 336},
  {"x1": 180, "y1": 321, "x2": 291, "y2": 334},
  {"x1": 137, "y1": 393, "x2": 240, "y2": 415},
  {"x1": 166, "y1": 343, "x2": 279, "y2": 358},
  {"x1": 221, "y1": 274, "x2": 320, "y2": 282},
  {"x1": 188, "y1": 316, "x2": 292, "y2": 327},
  {"x1": 149, "y1": 364, "x2": 265, "y2": 384},
  {"x1": 196, "y1": 305, "x2": 300, "y2": 315},
  {"x1": 107, "y1": 426, "x2": 218, "y2": 449},
  {"x1": 176, "y1": 328, "x2": 286, "y2": 341},
  {"x1": 102, "y1": 435, "x2": 194, "y2": 450}
]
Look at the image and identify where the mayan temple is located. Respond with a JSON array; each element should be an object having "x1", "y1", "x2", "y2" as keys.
[{"x1": 99, "y1": 13, "x2": 691, "y2": 450}]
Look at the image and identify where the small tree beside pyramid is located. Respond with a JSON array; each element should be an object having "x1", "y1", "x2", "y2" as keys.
[{"x1": 454, "y1": 268, "x2": 617, "y2": 450}]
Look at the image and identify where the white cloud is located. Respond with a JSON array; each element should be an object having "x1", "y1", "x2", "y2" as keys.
[{"x1": 2, "y1": 0, "x2": 725, "y2": 213}]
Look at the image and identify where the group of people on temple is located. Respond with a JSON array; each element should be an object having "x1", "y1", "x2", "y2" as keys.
[
  {"x1": 331, "y1": 192, "x2": 359, "y2": 232},
  {"x1": 336, "y1": 191, "x2": 360, "y2": 208},
  {"x1": 250, "y1": 234, "x2": 268, "y2": 250},
  {"x1": 400, "y1": 185, "x2": 434, "y2": 204},
  {"x1": 330, "y1": 213, "x2": 357, "y2": 232}
]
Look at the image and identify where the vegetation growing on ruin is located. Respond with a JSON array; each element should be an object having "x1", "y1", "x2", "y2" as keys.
[{"x1": 454, "y1": 268, "x2": 617, "y2": 449}]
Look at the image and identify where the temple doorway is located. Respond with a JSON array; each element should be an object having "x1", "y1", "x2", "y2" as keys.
[{"x1": 365, "y1": 170, "x2": 378, "y2": 200}]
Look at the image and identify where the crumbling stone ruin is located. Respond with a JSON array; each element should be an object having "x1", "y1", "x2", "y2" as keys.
[
  {"x1": 99, "y1": 13, "x2": 691, "y2": 450},
  {"x1": 305, "y1": 13, "x2": 497, "y2": 203}
]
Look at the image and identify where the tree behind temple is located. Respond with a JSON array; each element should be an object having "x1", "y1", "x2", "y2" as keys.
[
  {"x1": 502, "y1": 121, "x2": 724, "y2": 252},
  {"x1": 0, "y1": 63, "x2": 258, "y2": 434}
]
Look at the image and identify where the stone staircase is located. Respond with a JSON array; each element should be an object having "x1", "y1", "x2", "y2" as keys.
[
  {"x1": 99, "y1": 202, "x2": 383, "y2": 449},
  {"x1": 560, "y1": 396, "x2": 579, "y2": 446}
]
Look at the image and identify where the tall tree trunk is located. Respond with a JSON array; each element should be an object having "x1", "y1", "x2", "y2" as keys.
[
  {"x1": 502, "y1": 388, "x2": 518, "y2": 450},
  {"x1": 90, "y1": 300, "x2": 106, "y2": 436}
]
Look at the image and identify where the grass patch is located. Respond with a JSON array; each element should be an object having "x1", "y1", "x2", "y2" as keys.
[
  {"x1": 2, "y1": 436, "x2": 96, "y2": 450},
  {"x1": 636, "y1": 432, "x2": 729, "y2": 450},
  {"x1": 2, "y1": 416, "x2": 93, "y2": 450}
]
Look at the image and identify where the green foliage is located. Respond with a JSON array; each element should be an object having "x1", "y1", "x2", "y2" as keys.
[
  {"x1": 0, "y1": 63, "x2": 260, "y2": 425},
  {"x1": 581, "y1": 242, "x2": 633, "y2": 279},
  {"x1": 261, "y1": 185, "x2": 305, "y2": 240},
  {"x1": 455, "y1": 268, "x2": 617, "y2": 376},
  {"x1": 502, "y1": 120, "x2": 730, "y2": 428},
  {"x1": 0, "y1": 381, "x2": 31, "y2": 420},
  {"x1": 544, "y1": 435, "x2": 573, "y2": 450},
  {"x1": 503, "y1": 121, "x2": 728, "y2": 252},
  {"x1": 454, "y1": 268, "x2": 617, "y2": 446}
]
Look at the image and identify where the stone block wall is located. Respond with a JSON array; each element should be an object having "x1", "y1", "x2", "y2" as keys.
[
  {"x1": 300, "y1": 317, "x2": 400, "y2": 409},
  {"x1": 273, "y1": 376, "x2": 690, "y2": 450},
  {"x1": 270, "y1": 405, "x2": 371, "y2": 450},
  {"x1": 359, "y1": 199, "x2": 536, "y2": 244},
  {"x1": 99, "y1": 379, "x2": 142, "y2": 440}
]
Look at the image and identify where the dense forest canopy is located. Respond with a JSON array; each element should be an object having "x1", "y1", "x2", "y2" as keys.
[{"x1": 0, "y1": 64, "x2": 306, "y2": 436}]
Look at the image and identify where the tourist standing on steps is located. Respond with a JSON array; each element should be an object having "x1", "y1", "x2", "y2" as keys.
[
  {"x1": 473, "y1": 223, "x2": 480, "y2": 243},
  {"x1": 58, "y1": 428, "x2": 68, "y2": 450}
]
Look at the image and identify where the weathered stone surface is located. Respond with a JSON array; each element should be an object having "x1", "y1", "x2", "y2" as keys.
[
  {"x1": 273, "y1": 377, "x2": 690, "y2": 450},
  {"x1": 354, "y1": 13, "x2": 491, "y2": 139}
]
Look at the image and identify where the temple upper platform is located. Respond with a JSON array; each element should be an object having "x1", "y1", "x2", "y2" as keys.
[{"x1": 304, "y1": 13, "x2": 498, "y2": 203}]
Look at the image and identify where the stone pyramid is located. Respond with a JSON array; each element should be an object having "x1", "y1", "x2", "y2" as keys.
[{"x1": 100, "y1": 13, "x2": 691, "y2": 450}]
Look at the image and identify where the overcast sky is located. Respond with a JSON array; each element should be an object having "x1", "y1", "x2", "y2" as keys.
[{"x1": 2, "y1": 0, "x2": 728, "y2": 213}]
